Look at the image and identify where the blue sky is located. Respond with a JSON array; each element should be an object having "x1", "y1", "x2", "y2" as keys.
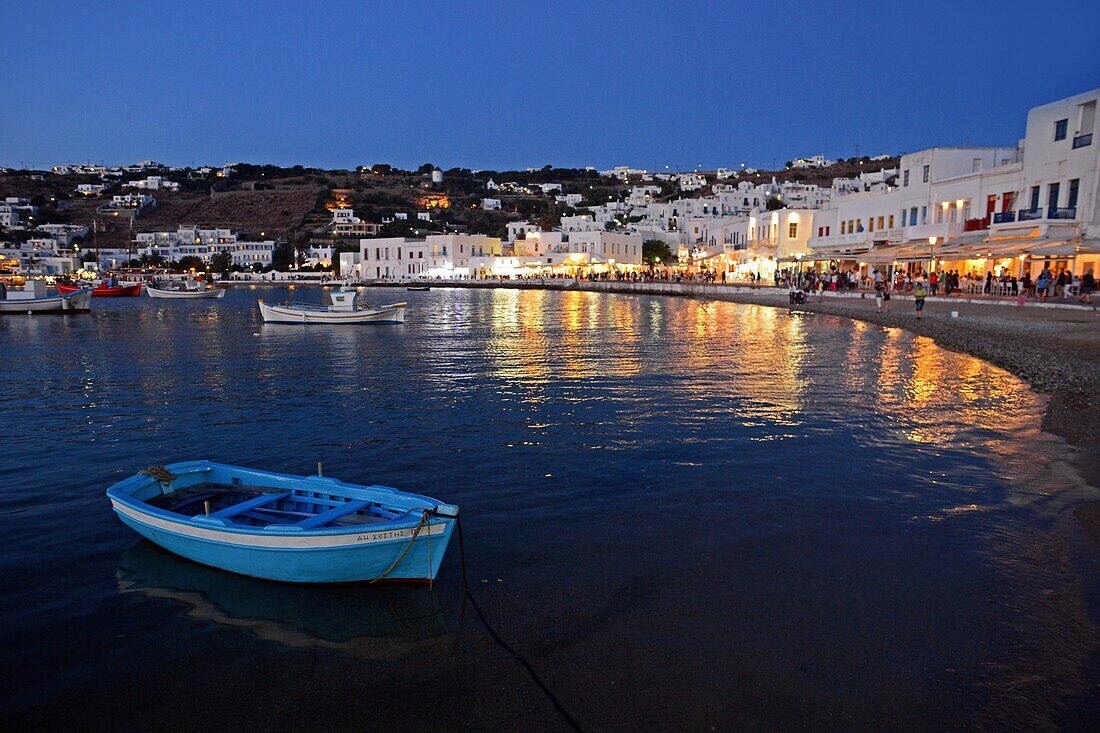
[{"x1": 2, "y1": 0, "x2": 1099, "y2": 171}]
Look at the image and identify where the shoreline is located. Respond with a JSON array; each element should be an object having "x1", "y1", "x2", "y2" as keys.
[{"x1": 357, "y1": 278, "x2": 1100, "y2": 465}]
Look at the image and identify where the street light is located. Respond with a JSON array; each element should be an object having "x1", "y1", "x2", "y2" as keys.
[{"x1": 928, "y1": 236, "x2": 937, "y2": 275}]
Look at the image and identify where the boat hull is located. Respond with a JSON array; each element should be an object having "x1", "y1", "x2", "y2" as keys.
[
  {"x1": 258, "y1": 300, "x2": 406, "y2": 324},
  {"x1": 56, "y1": 282, "x2": 142, "y2": 297},
  {"x1": 106, "y1": 461, "x2": 457, "y2": 583},
  {"x1": 112, "y1": 502, "x2": 453, "y2": 583},
  {"x1": 147, "y1": 286, "x2": 226, "y2": 299},
  {"x1": 0, "y1": 289, "x2": 91, "y2": 314}
]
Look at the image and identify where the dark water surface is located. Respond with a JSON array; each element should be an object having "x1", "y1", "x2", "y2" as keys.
[{"x1": 2, "y1": 286, "x2": 1098, "y2": 731}]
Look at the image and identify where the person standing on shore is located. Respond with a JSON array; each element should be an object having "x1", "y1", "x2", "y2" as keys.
[
  {"x1": 913, "y1": 281, "x2": 927, "y2": 319},
  {"x1": 1036, "y1": 269, "x2": 1050, "y2": 303},
  {"x1": 1081, "y1": 269, "x2": 1095, "y2": 305},
  {"x1": 874, "y1": 280, "x2": 885, "y2": 311}
]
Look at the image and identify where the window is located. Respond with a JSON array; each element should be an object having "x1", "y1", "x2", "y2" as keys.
[
  {"x1": 1068, "y1": 179, "x2": 1080, "y2": 208},
  {"x1": 1047, "y1": 182, "x2": 1060, "y2": 208},
  {"x1": 903, "y1": 170, "x2": 910, "y2": 186},
  {"x1": 922, "y1": 165, "x2": 930, "y2": 182},
  {"x1": 788, "y1": 222, "x2": 798, "y2": 238},
  {"x1": 910, "y1": 207, "x2": 918, "y2": 226},
  {"x1": 888, "y1": 215, "x2": 894, "y2": 228},
  {"x1": 840, "y1": 221, "x2": 846, "y2": 234},
  {"x1": 877, "y1": 216, "x2": 885, "y2": 229},
  {"x1": 1029, "y1": 186, "x2": 1040, "y2": 209},
  {"x1": 1054, "y1": 118, "x2": 1068, "y2": 141},
  {"x1": 921, "y1": 206, "x2": 927, "y2": 224},
  {"x1": 825, "y1": 226, "x2": 830, "y2": 236},
  {"x1": 972, "y1": 158, "x2": 982, "y2": 172}
]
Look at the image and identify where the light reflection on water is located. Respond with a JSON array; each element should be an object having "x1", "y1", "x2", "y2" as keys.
[{"x1": 0, "y1": 286, "x2": 1096, "y2": 731}]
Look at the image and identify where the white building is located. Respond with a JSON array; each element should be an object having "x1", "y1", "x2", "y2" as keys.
[
  {"x1": 76, "y1": 184, "x2": 107, "y2": 196},
  {"x1": 678, "y1": 173, "x2": 707, "y2": 191},
  {"x1": 0, "y1": 203, "x2": 20, "y2": 228},
  {"x1": 805, "y1": 88, "x2": 1100, "y2": 278},
  {"x1": 481, "y1": 198, "x2": 502, "y2": 211},
  {"x1": 344, "y1": 237, "x2": 429, "y2": 280},
  {"x1": 791, "y1": 155, "x2": 833, "y2": 169},
  {"x1": 125, "y1": 176, "x2": 179, "y2": 191},
  {"x1": 134, "y1": 225, "x2": 274, "y2": 268},
  {"x1": 600, "y1": 166, "x2": 645, "y2": 181},
  {"x1": 426, "y1": 234, "x2": 503, "y2": 277},
  {"x1": 34, "y1": 223, "x2": 90, "y2": 246},
  {"x1": 110, "y1": 193, "x2": 156, "y2": 211}
]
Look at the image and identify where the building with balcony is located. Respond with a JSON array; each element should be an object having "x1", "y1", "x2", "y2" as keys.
[
  {"x1": 804, "y1": 88, "x2": 1100, "y2": 279},
  {"x1": 133, "y1": 225, "x2": 274, "y2": 268}
]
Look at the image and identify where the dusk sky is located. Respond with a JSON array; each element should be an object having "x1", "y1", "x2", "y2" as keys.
[{"x1": 3, "y1": 0, "x2": 1099, "y2": 172}]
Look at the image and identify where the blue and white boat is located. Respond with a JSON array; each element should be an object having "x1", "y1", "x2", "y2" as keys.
[{"x1": 106, "y1": 461, "x2": 459, "y2": 584}]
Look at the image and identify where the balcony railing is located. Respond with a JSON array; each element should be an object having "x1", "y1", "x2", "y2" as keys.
[
  {"x1": 1017, "y1": 207, "x2": 1043, "y2": 221},
  {"x1": 1048, "y1": 206, "x2": 1077, "y2": 220},
  {"x1": 992, "y1": 211, "x2": 1016, "y2": 224},
  {"x1": 1073, "y1": 133, "x2": 1092, "y2": 149},
  {"x1": 963, "y1": 217, "x2": 989, "y2": 232}
]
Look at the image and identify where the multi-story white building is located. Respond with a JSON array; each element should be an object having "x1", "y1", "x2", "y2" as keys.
[
  {"x1": 34, "y1": 223, "x2": 90, "y2": 246},
  {"x1": 110, "y1": 193, "x2": 156, "y2": 211},
  {"x1": 0, "y1": 203, "x2": 20, "y2": 229},
  {"x1": 678, "y1": 173, "x2": 707, "y2": 191},
  {"x1": 134, "y1": 225, "x2": 274, "y2": 268},
  {"x1": 339, "y1": 238, "x2": 424, "y2": 281},
  {"x1": 806, "y1": 88, "x2": 1100, "y2": 277}
]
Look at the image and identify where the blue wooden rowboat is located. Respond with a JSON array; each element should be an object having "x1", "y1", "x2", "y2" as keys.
[{"x1": 106, "y1": 460, "x2": 459, "y2": 584}]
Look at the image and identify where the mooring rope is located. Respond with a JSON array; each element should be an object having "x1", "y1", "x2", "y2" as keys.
[
  {"x1": 369, "y1": 509, "x2": 431, "y2": 584},
  {"x1": 455, "y1": 516, "x2": 585, "y2": 733}
]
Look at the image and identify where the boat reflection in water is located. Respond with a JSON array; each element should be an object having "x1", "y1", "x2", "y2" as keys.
[{"x1": 116, "y1": 542, "x2": 454, "y2": 660}]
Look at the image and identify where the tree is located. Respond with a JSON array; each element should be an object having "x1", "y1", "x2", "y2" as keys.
[
  {"x1": 765, "y1": 197, "x2": 787, "y2": 211},
  {"x1": 210, "y1": 251, "x2": 232, "y2": 275},
  {"x1": 177, "y1": 255, "x2": 204, "y2": 272},
  {"x1": 642, "y1": 239, "x2": 673, "y2": 266}
]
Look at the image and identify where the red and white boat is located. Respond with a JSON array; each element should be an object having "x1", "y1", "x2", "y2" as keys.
[{"x1": 56, "y1": 281, "x2": 143, "y2": 297}]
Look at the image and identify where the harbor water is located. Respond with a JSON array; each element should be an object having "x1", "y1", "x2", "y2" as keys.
[{"x1": 1, "y1": 286, "x2": 1098, "y2": 731}]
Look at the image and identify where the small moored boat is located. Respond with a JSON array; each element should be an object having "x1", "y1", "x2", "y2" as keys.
[
  {"x1": 0, "y1": 280, "x2": 92, "y2": 314},
  {"x1": 107, "y1": 460, "x2": 459, "y2": 584},
  {"x1": 56, "y1": 281, "x2": 142, "y2": 297},
  {"x1": 147, "y1": 282, "x2": 226, "y2": 299},
  {"x1": 406, "y1": 285, "x2": 431, "y2": 292},
  {"x1": 258, "y1": 289, "x2": 406, "y2": 324}
]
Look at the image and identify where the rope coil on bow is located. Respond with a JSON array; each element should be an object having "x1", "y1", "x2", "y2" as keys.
[{"x1": 140, "y1": 465, "x2": 178, "y2": 491}]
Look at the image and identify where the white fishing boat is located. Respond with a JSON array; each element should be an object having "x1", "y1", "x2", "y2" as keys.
[
  {"x1": 0, "y1": 280, "x2": 92, "y2": 314},
  {"x1": 147, "y1": 281, "x2": 226, "y2": 299},
  {"x1": 258, "y1": 289, "x2": 406, "y2": 324}
]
